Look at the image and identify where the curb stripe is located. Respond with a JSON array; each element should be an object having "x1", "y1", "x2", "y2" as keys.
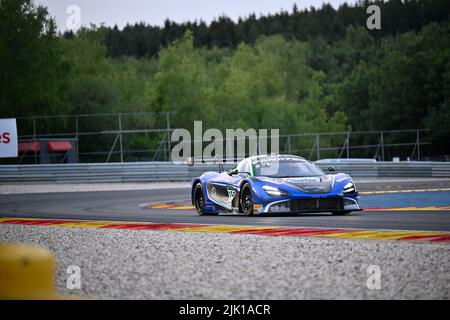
[
  {"x1": 102, "y1": 223, "x2": 203, "y2": 230},
  {"x1": 1, "y1": 217, "x2": 449, "y2": 244},
  {"x1": 173, "y1": 225, "x2": 271, "y2": 233},
  {"x1": 399, "y1": 234, "x2": 450, "y2": 242},
  {"x1": 147, "y1": 203, "x2": 450, "y2": 212},
  {"x1": 233, "y1": 228, "x2": 349, "y2": 236}
]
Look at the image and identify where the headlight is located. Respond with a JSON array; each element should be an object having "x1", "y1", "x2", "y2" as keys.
[
  {"x1": 262, "y1": 185, "x2": 289, "y2": 196},
  {"x1": 343, "y1": 182, "x2": 356, "y2": 193}
]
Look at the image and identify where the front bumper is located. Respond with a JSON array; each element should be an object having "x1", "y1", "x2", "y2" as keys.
[{"x1": 261, "y1": 196, "x2": 361, "y2": 213}]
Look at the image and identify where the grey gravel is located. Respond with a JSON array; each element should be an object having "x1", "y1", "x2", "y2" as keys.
[{"x1": 0, "y1": 224, "x2": 449, "y2": 300}]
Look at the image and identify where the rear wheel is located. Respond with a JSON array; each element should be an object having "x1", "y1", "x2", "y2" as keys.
[
  {"x1": 240, "y1": 184, "x2": 254, "y2": 216},
  {"x1": 331, "y1": 211, "x2": 351, "y2": 216},
  {"x1": 194, "y1": 183, "x2": 218, "y2": 216}
]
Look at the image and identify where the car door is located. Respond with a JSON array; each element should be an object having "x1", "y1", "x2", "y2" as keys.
[{"x1": 205, "y1": 161, "x2": 247, "y2": 211}]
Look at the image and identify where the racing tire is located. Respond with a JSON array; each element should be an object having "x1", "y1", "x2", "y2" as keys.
[
  {"x1": 194, "y1": 183, "x2": 218, "y2": 216},
  {"x1": 331, "y1": 210, "x2": 352, "y2": 216},
  {"x1": 239, "y1": 183, "x2": 254, "y2": 216}
]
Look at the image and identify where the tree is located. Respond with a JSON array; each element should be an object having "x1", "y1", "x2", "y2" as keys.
[
  {"x1": 151, "y1": 31, "x2": 216, "y2": 131},
  {"x1": 0, "y1": 0, "x2": 68, "y2": 117}
]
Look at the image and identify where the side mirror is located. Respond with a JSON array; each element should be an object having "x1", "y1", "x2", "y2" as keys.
[
  {"x1": 327, "y1": 166, "x2": 336, "y2": 172},
  {"x1": 187, "y1": 157, "x2": 194, "y2": 167},
  {"x1": 227, "y1": 168, "x2": 239, "y2": 175}
]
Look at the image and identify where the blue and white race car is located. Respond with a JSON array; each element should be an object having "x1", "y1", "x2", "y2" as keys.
[{"x1": 191, "y1": 154, "x2": 361, "y2": 216}]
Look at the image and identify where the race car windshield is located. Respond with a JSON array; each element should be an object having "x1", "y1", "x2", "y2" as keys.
[{"x1": 252, "y1": 159, "x2": 325, "y2": 177}]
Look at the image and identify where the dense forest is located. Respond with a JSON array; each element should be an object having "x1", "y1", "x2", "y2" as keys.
[
  {"x1": 101, "y1": 0, "x2": 450, "y2": 58},
  {"x1": 0, "y1": 0, "x2": 449, "y2": 161}
]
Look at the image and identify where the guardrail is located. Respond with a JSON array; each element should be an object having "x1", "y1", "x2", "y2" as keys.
[
  {"x1": 0, "y1": 161, "x2": 449, "y2": 184},
  {"x1": 0, "y1": 162, "x2": 233, "y2": 184},
  {"x1": 318, "y1": 162, "x2": 450, "y2": 178}
]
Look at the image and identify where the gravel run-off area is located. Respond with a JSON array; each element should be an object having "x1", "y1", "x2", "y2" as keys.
[{"x1": 0, "y1": 224, "x2": 449, "y2": 300}]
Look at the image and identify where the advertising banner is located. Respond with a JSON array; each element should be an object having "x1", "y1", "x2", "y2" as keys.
[{"x1": 0, "y1": 118, "x2": 18, "y2": 158}]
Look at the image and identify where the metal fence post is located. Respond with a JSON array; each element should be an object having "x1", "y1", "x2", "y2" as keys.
[
  {"x1": 118, "y1": 114, "x2": 123, "y2": 163},
  {"x1": 346, "y1": 131, "x2": 350, "y2": 159},
  {"x1": 166, "y1": 112, "x2": 171, "y2": 161},
  {"x1": 288, "y1": 135, "x2": 291, "y2": 154},
  {"x1": 75, "y1": 115, "x2": 79, "y2": 162},
  {"x1": 417, "y1": 130, "x2": 420, "y2": 161},
  {"x1": 316, "y1": 134, "x2": 320, "y2": 160},
  {"x1": 32, "y1": 117, "x2": 37, "y2": 164},
  {"x1": 381, "y1": 131, "x2": 385, "y2": 161},
  {"x1": 284, "y1": 135, "x2": 291, "y2": 154}
]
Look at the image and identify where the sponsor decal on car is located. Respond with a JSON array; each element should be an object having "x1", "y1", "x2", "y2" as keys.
[{"x1": 283, "y1": 177, "x2": 321, "y2": 184}]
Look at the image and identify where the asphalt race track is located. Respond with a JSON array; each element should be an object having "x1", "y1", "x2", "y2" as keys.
[
  {"x1": 1, "y1": 178, "x2": 450, "y2": 299},
  {"x1": 1, "y1": 179, "x2": 450, "y2": 232}
]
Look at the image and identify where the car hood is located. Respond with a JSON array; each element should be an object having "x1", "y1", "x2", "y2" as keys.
[{"x1": 257, "y1": 175, "x2": 335, "y2": 194}]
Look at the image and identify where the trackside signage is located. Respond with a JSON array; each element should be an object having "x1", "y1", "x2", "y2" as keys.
[{"x1": 0, "y1": 119, "x2": 18, "y2": 158}]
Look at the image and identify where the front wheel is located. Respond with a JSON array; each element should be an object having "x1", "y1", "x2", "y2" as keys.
[
  {"x1": 239, "y1": 184, "x2": 254, "y2": 216},
  {"x1": 194, "y1": 183, "x2": 218, "y2": 216}
]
